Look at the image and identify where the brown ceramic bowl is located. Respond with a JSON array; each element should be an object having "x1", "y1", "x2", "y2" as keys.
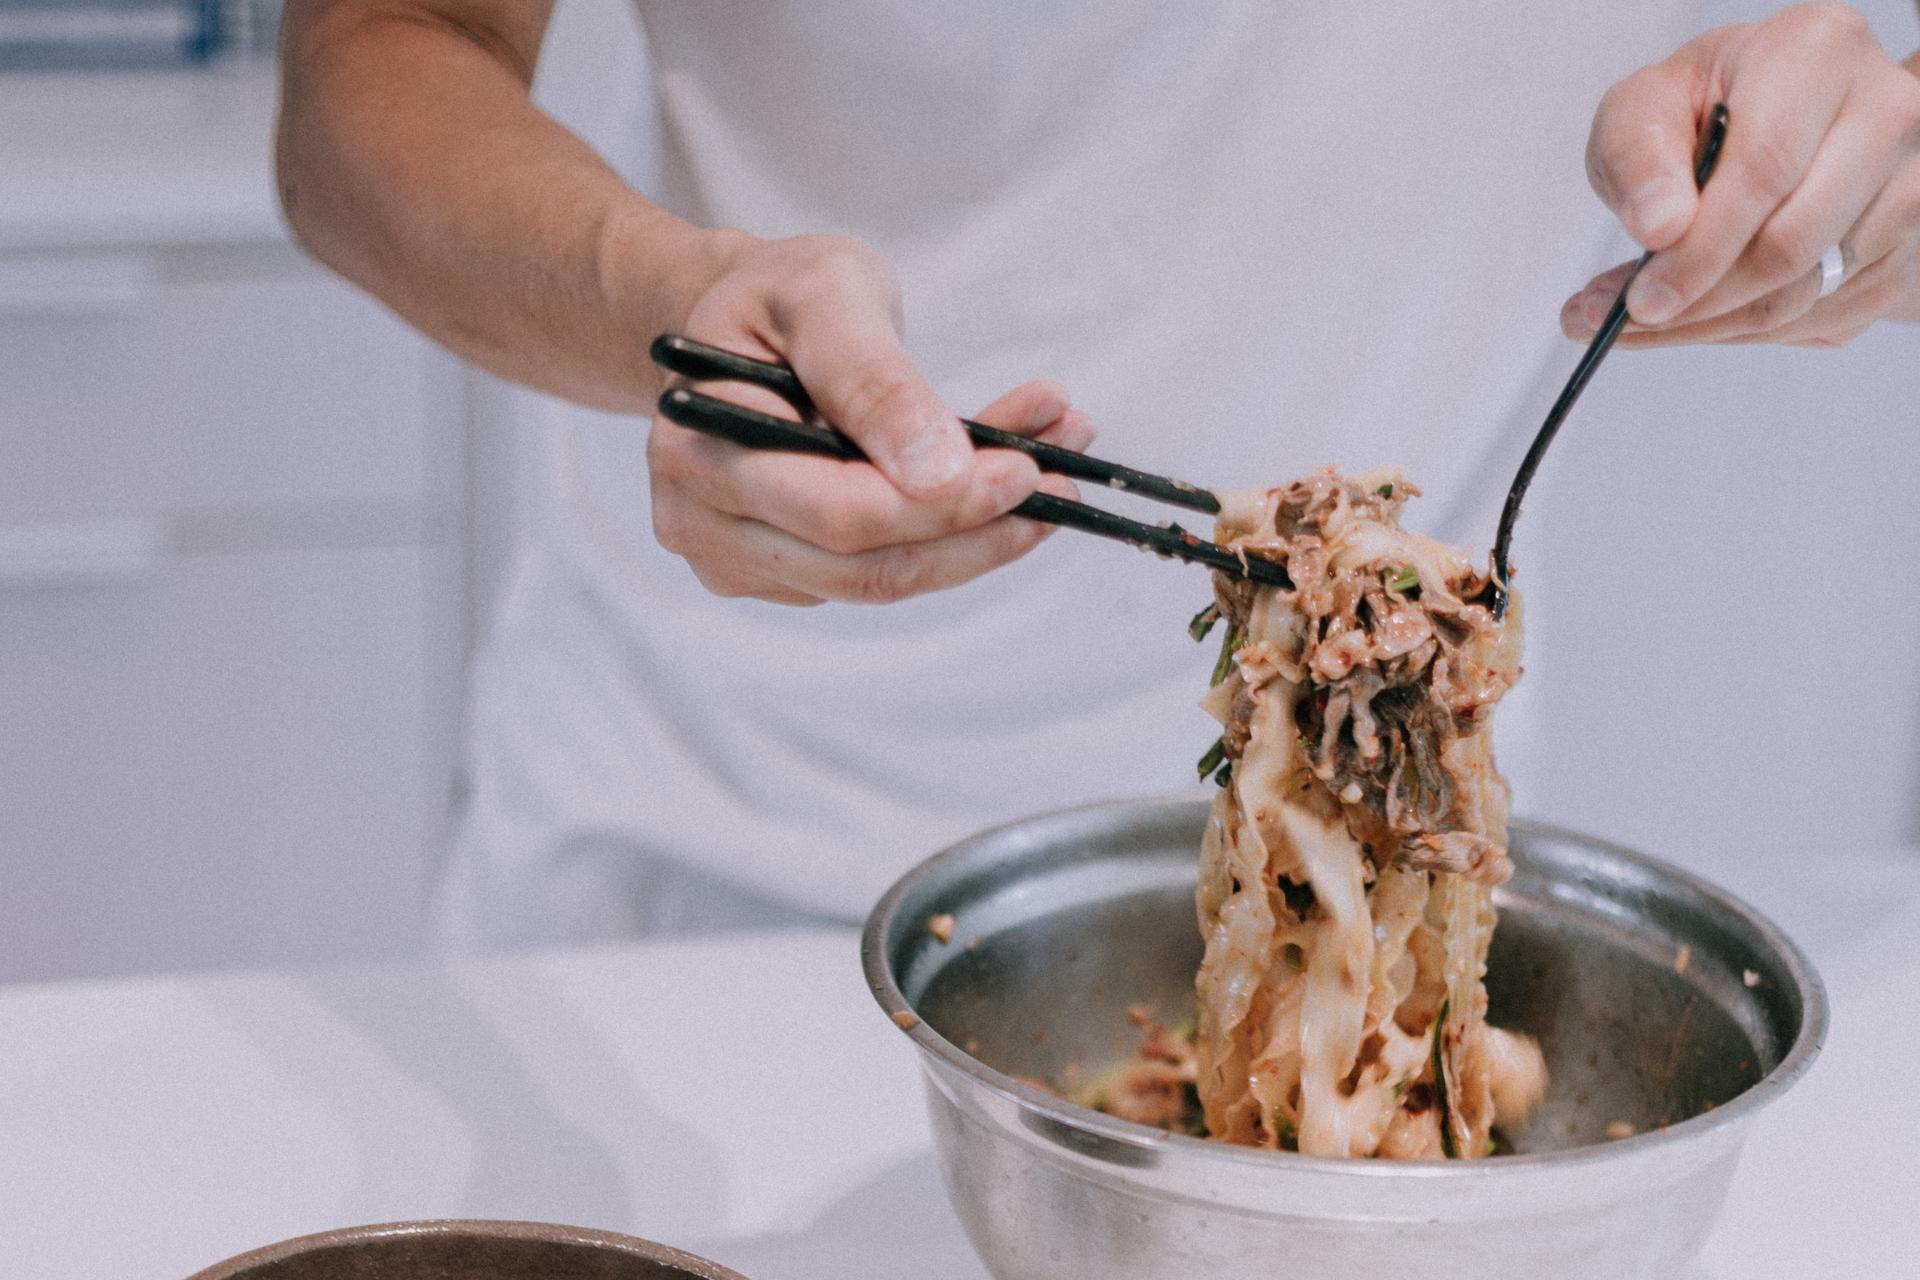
[{"x1": 184, "y1": 1219, "x2": 748, "y2": 1280}]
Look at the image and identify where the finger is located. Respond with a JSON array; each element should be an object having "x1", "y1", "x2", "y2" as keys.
[
  {"x1": 1601, "y1": 164, "x2": 1918, "y2": 348},
  {"x1": 1606, "y1": 267, "x2": 1826, "y2": 346},
  {"x1": 1625, "y1": 22, "x2": 1860, "y2": 326},
  {"x1": 1035, "y1": 408, "x2": 1097, "y2": 453},
  {"x1": 1587, "y1": 55, "x2": 1715, "y2": 251},
  {"x1": 1560, "y1": 258, "x2": 1640, "y2": 340},
  {"x1": 974, "y1": 378, "x2": 1072, "y2": 437},
  {"x1": 770, "y1": 280, "x2": 978, "y2": 501},
  {"x1": 660, "y1": 419, "x2": 1045, "y2": 557},
  {"x1": 1728, "y1": 247, "x2": 1904, "y2": 347},
  {"x1": 970, "y1": 378, "x2": 1098, "y2": 450},
  {"x1": 1730, "y1": 242, "x2": 1914, "y2": 346},
  {"x1": 1662, "y1": 104, "x2": 1904, "y2": 327},
  {"x1": 646, "y1": 487, "x2": 826, "y2": 606},
  {"x1": 719, "y1": 472, "x2": 1079, "y2": 605}
]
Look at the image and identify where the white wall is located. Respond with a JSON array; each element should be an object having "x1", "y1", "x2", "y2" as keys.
[
  {"x1": 510, "y1": 0, "x2": 1918, "y2": 887},
  {"x1": 1516, "y1": 0, "x2": 1920, "y2": 880}
]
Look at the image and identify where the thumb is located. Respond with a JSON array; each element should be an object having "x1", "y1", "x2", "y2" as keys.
[
  {"x1": 782, "y1": 303, "x2": 973, "y2": 500},
  {"x1": 1586, "y1": 56, "x2": 1709, "y2": 251}
]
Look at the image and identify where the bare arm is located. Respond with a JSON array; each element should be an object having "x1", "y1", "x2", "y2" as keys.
[
  {"x1": 276, "y1": 0, "x2": 725, "y2": 410},
  {"x1": 275, "y1": 0, "x2": 1090, "y2": 604}
]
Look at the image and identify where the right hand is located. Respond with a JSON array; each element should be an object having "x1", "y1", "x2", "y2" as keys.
[{"x1": 646, "y1": 232, "x2": 1092, "y2": 605}]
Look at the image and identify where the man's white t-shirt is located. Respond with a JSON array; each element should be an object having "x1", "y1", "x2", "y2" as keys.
[{"x1": 441, "y1": 1, "x2": 1698, "y2": 946}]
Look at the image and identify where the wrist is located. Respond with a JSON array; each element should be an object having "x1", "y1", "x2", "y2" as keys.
[
  {"x1": 652, "y1": 223, "x2": 757, "y2": 332},
  {"x1": 596, "y1": 199, "x2": 756, "y2": 379}
]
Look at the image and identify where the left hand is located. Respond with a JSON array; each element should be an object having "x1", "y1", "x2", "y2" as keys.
[{"x1": 1564, "y1": 3, "x2": 1920, "y2": 349}]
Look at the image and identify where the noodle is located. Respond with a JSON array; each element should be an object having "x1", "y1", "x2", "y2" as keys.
[{"x1": 1187, "y1": 467, "x2": 1546, "y2": 1159}]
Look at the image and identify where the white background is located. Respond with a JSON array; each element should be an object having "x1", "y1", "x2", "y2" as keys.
[
  {"x1": 528, "y1": 0, "x2": 1920, "y2": 892},
  {"x1": 0, "y1": 0, "x2": 1913, "y2": 982}
]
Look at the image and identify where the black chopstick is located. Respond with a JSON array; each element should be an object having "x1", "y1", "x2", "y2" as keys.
[
  {"x1": 650, "y1": 335, "x2": 1221, "y2": 515},
  {"x1": 655, "y1": 385, "x2": 1292, "y2": 587}
]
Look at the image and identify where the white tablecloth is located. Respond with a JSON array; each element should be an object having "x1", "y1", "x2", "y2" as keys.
[{"x1": 4, "y1": 846, "x2": 1915, "y2": 1280}]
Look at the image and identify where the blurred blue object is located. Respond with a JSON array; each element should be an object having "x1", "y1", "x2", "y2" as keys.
[{"x1": 0, "y1": 0, "x2": 279, "y2": 70}]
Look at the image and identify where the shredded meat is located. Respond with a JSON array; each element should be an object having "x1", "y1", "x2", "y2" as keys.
[
  {"x1": 1190, "y1": 467, "x2": 1543, "y2": 1159},
  {"x1": 1213, "y1": 471, "x2": 1519, "y2": 887}
]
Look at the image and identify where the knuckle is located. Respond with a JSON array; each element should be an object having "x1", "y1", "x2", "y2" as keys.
[
  {"x1": 1589, "y1": 83, "x2": 1630, "y2": 149},
  {"x1": 1795, "y1": 3, "x2": 1870, "y2": 44},
  {"x1": 1586, "y1": 82, "x2": 1650, "y2": 188},
  {"x1": 691, "y1": 564, "x2": 756, "y2": 599},
  {"x1": 650, "y1": 500, "x2": 695, "y2": 556},
  {"x1": 784, "y1": 234, "x2": 891, "y2": 301},
  {"x1": 652, "y1": 516, "x2": 689, "y2": 559},
  {"x1": 1743, "y1": 282, "x2": 1807, "y2": 332},
  {"x1": 838, "y1": 361, "x2": 924, "y2": 432},
  {"x1": 1741, "y1": 132, "x2": 1805, "y2": 200},
  {"x1": 1807, "y1": 323, "x2": 1868, "y2": 349},
  {"x1": 1749, "y1": 217, "x2": 1821, "y2": 282},
  {"x1": 847, "y1": 553, "x2": 924, "y2": 605},
  {"x1": 1893, "y1": 170, "x2": 1920, "y2": 230},
  {"x1": 645, "y1": 420, "x2": 701, "y2": 490},
  {"x1": 1584, "y1": 139, "x2": 1615, "y2": 201},
  {"x1": 810, "y1": 503, "x2": 891, "y2": 556},
  {"x1": 1894, "y1": 79, "x2": 1920, "y2": 149},
  {"x1": 1855, "y1": 267, "x2": 1903, "y2": 315}
]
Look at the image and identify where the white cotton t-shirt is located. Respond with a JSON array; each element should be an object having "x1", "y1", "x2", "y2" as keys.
[{"x1": 441, "y1": 1, "x2": 1700, "y2": 946}]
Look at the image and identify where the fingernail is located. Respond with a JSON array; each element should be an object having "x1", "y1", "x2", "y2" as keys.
[
  {"x1": 1581, "y1": 284, "x2": 1618, "y2": 328},
  {"x1": 892, "y1": 425, "x2": 969, "y2": 493},
  {"x1": 1626, "y1": 272, "x2": 1682, "y2": 326},
  {"x1": 1561, "y1": 297, "x2": 1595, "y2": 341},
  {"x1": 1061, "y1": 415, "x2": 1097, "y2": 451},
  {"x1": 1623, "y1": 177, "x2": 1691, "y2": 243}
]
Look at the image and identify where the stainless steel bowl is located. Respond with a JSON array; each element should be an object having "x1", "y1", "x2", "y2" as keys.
[
  {"x1": 862, "y1": 797, "x2": 1826, "y2": 1280},
  {"x1": 184, "y1": 1219, "x2": 748, "y2": 1279}
]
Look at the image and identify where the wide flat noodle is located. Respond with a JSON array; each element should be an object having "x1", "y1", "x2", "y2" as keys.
[{"x1": 1192, "y1": 467, "x2": 1545, "y2": 1159}]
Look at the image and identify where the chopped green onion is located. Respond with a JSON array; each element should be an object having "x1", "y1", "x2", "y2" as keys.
[
  {"x1": 1282, "y1": 943, "x2": 1305, "y2": 972},
  {"x1": 1196, "y1": 737, "x2": 1226, "y2": 781},
  {"x1": 1188, "y1": 603, "x2": 1221, "y2": 642},
  {"x1": 1212, "y1": 761, "x2": 1233, "y2": 788},
  {"x1": 1386, "y1": 565, "x2": 1419, "y2": 593},
  {"x1": 1376, "y1": 483, "x2": 1395, "y2": 498},
  {"x1": 1432, "y1": 999, "x2": 1459, "y2": 1159},
  {"x1": 1165, "y1": 522, "x2": 1187, "y2": 539},
  {"x1": 1209, "y1": 623, "x2": 1244, "y2": 687}
]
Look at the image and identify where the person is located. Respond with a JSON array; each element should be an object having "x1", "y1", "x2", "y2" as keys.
[{"x1": 276, "y1": 1, "x2": 1920, "y2": 947}]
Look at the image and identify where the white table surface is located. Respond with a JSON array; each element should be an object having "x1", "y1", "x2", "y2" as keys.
[{"x1": 3, "y1": 845, "x2": 1915, "y2": 1280}]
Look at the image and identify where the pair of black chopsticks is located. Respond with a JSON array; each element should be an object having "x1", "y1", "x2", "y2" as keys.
[{"x1": 649, "y1": 334, "x2": 1292, "y2": 586}]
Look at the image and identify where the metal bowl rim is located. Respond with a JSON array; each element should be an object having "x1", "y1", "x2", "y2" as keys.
[
  {"x1": 183, "y1": 1218, "x2": 749, "y2": 1280},
  {"x1": 861, "y1": 792, "x2": 1829, "y2": 1181}
]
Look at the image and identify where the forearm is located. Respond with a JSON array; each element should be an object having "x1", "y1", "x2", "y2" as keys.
[{"x1": 276, "y1": 0, "x2": 730, "y2": 410}]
